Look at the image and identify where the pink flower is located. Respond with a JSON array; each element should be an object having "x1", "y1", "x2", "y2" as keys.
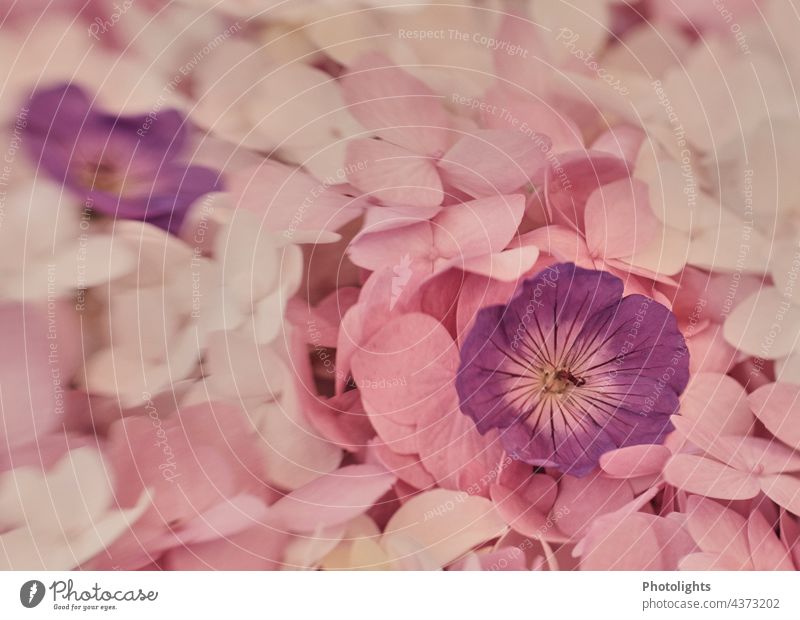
[{"x1": 348, "y1": 194, "x2": 539, "y2": 290}]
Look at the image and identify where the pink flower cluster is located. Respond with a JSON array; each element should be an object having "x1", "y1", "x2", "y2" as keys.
[{"x1": 1, "y1": 0, "x2": 799, "y2": 571}]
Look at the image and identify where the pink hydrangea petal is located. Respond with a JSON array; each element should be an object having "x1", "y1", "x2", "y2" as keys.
[
  {"x1": 162, "y1": 523, "x2": 287, "y2": 570},
  {"x1": 599, "y1": 444, "x2": 671, "y2": 478},
  {"x1": 170, "y1": 494, "x2": 270, "y2": 546},
  {"x1": 760, "y1": 475, "x2": 800, "y2": 516},
  {"x1": 366, "y1": 412, "x2": 419, "y2": 455},
  {"x1": 724, "y1": 288, "x2": 800, "y2": 359},
  {"x1": 683, "y1": 496, "x2": 750, "y2": 558},
  {"x1": 539, "y1": 150, "x2": 631, "y2": 229},
  {"x1": 269, "y1": 464, "x2": 396, "y2": 534},
  {"x1": 382, "y1": 489, "x2": 507, "y2": 569},
  {"x1": 452, "y1": 546, "x2": 530, "y2": 571},
  {"x1": 457, "y1": 247, "x2": 541, "y2": 282},
  {"x1": 232, "y1": 161, "x2": 360, "y2": 234},
  {"x1": 747, "y1": 509, "x2": 795, "y2": 570},
  {"x1": 590, "y1": 125, "x2": 645, "y2": 164},
  {"x1": 351, "y1": 313, "x2": 459, "y2": 426},
  {"x1": 368, "y1": 440, "x2": 436, "y2": 490},
  {"x1": 482, "y1": 85, "x2": 583, "y2": 153},
  {"x1": 455, "y1": 273, "x2": 521, "y2": 346},
  {"x1": 302, "y1": 390, "x2": 376, "y2": 453},
  {"x1": 416, "y1": 400, "x2": 505, "y2": 496},
  {"x1": 749, "y1": 382, "x2": 800, "y2": 450},
  {"x1": 433, "y1": 194, "x2": 525, "y2": 259},
  {"x1": 728, "y1": 437, "x2": 800, "y2": 475},
  {"x1": 664, "y1": 454, "x2": 760, "y2": 500},
  {"x1": 685, "y1": 325, "x2": 740, "y2": 375},
  {"x1": 577, "y1": 512, "x2": 694, "y2": 570},
  {"x1": 492, "y1": 15, "x2": 551, "y2": 96},
  {"x1": 346, "y1": 138, "x2": 443, "y2": 208},
  {"x1": 516, "y1": 225, "x2": 594, "y2": 266},
  {"x1": 342, "y1": 53, "x2": 450, "y2": 156},
  {"x1": 438, "y1": 130, "x2": 551, "y2": 197},
  {"x1": 348, "y1": 220, "x2": 433, "y2": 273},
  {"x1": 551, "y1": 473, "x2": 634, "y2": 539},
  {"x1": 583, "y1": 178, "x2": 659, "y2": 259},
  {"x1": 680, "y1": 373, "x2": 754, "y2": 436},
  {"x1": 679, "y1": 552, "x2": 745, "y2": 570},
  {"x1": 0, "y1": 303, "x2": 59, "y2": 447},
  {"x1": 489, "y1": 483, "x2": 568, "y2": 542}
]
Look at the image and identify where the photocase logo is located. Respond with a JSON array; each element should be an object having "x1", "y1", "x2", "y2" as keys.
[{"x1": 20, "y1": 580, "x2": 45, "y2": 608}]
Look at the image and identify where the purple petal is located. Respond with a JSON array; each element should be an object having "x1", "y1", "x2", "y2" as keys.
[{"x1": 456, "y1": 263, "x2": 688, "y2": 477}]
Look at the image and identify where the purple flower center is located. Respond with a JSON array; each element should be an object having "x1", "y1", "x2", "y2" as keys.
[{"x1": 456, "y1": 262, "x2": 689, "y2": 477}]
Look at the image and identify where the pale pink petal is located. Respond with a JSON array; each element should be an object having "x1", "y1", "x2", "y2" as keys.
[
  {"x1": 0, "y1": 304, "x2": 59, "y2": 447},
  {"x1": 269, "y1": 464, "x2": 395, "y2": 533},
  {"x1": 455, "y1": 272, "x2": 520, "y2": 346},
  {"x1": 600, "y1": 444, "x2": 671, "y2": 479},
  {"x1": 163, "y1": 523, "x2": 286, "y2": 570},
  {"x1": 368, "y1": 440, "x2": 436, "y2": 490},
  {"x1": 578, "y1": 512, "x2": 694, "y2": 570},
  {"x1": 727, "y1": 436, "x2": 800, "y2": 475},
  {"x1": 232, "y1": 161, "x2": 361, "y2": 234},
  {"x1": 382, "y1": 489, "x2": 507, "y2": 569},
  {"x1": 539, "y1": 151, "x2": 631, "y2": 229},
  {"x1": 490, "y1": 483, "x2": 568, "y2": 542},
  {"x1": 492, "y1": 15, "x2": 551, "y2": 96},
  {"x1": 253, "y1": 398, "x2": 343, "y2": 492},
  {"x1": 748, "y1": 509, "x2": 795, "y2": 570},
  {"x1": 584, "y1": 178, "x2": 659, "y2": 259},
  {"x1": 683, "y1": 496, "x2": 750, "y2": 559},
  {"x1": 685, "y1": 327, "x2": 740, "y2": 376},
  {"x1": 451, "y1": 546, "x2": 529, "y2": 571},
  {"x1": 669, "y1": 416, "x2": 742, "y2": 464},
  {"x1": 351, "y1": 313, "x2": 459, "y2": 426},
  {"x1": 457, "y1": 247, "x2": 541, "y2": 282},
  {"x1": 342, "y1": 53, "x2": 450, "y2": 156},
  {"x1": 346, "y1": 138, "x2": 443, "y2": 207},
  {"x1": 416, "y1": 401, "x2": 505, "y2": 497},
  {"x1": 348, "y1": 220, "x2": 433, "y2": 273},
  {"x1": 724, "y1": 288, "x2": 800, "y2": 359},
  {"x1": 681, "y1": 373, "x2": 754, "y2": 436},
  {"x1": 438, "y1": 129, "x2": 551, "y2": 197},
  {"x1": 482, "y1": 85, "x2": 583, "y2": 154},
  {"x1": 172, "y1": 494, "x2": 270, "y2": 546},
  {"x1": 552, "y1": 473, "x2": 634, "y2": 539},
  {"x1": 760, "y1": 475, "x2": 800, "y2": 516},
  {"x1": 516, "y1": 225, "x2": 595, "y2": 266},
  {"x1": 367, "y1": 407, "x2": 419, "y2": 456},
  {"x1": 749, "y1": 383, "x2": 800, "y2": 450},
  {"x1": 678, "y1": 552, "x2": 745, "y2": 570},
  {"x1": 205, "y1": 331, "x2": 285, "y2": 400},
  {"x1": 780, "y1": 510, "x2": 800, "y2": 568},
  {"x1": 590, "y1": 125, "x2": 645, "y2": 164},
  {"x1": 433, "y1": 194, "x2": 525, "y2": 260},
  {"x1": 302, "y1": 391, "x2": 376, "y2": 453},
  {"x1": 664, "y1": 454, "x2": 760, "y2": 500},
  {"x1": 283, "y1": 523, "x2": 347, "y2": 570}
]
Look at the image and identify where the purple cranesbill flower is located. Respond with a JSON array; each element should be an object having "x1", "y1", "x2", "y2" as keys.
[
  {"x1": 456, "y1": 262, "x2": 689, "y2": 476},
  {"x1": 24, "y1": 83, "x2": 221, "y2": 234}
]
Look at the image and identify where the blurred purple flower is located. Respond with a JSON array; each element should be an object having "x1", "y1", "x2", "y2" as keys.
[{"x1": 24, "y1": 83, "x2": 220, "y2": 234}]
